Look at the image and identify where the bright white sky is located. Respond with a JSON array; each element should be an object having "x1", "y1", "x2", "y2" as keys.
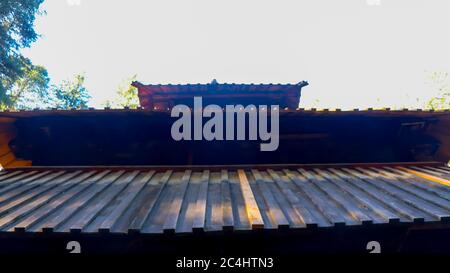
[{"x1": 21, "y1": 0, "x2": 450, "y2": 109}]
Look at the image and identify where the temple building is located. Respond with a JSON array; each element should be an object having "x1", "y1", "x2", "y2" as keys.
[{"x1": 0, "y1": 80, "x2": 449, "y2": 254}]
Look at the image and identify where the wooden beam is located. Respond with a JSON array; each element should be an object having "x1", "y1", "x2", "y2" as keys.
[
  {"x1": 192, "y1": 170, "x2": 210, "y2": 231},
  {"x1": 237, "y1": 169, "x2": 264, "y2": 229},
  {"x1": 5, "y1": 161, "x2": 444, "y2": 172},
  {"x1": 0, "y1": 151, "x2": 15, "y2": 167},
  {"x1": 163, "y1": 170, "x2": 191, "y2": 233},
  {"x1": 5, "y1": 160, "x2": 32, "y2": 168}
]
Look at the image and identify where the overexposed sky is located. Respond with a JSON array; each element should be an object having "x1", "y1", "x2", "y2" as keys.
[{"x1": 22, "y1": 0, "x2": 450, "y2": 109}]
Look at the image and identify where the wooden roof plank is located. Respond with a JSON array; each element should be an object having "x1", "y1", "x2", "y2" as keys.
[
  {"x1": 0, "y1": 171, "x2": 65, "y2": 204},
  {"x1": 95, "y1": 171, "x2": 155, "y2": 233},
  {"x1": 60, "y1": 171, "x2": 140, "y2": 233},
  {"x1": 67, "y1": 171, "x2": 142, "y2": 233},
  {"x1": 312, "y1": 168, "x2": 373, "y2": 225},
  {"x1": 397, "y1": 167, "x2": 450, "y2": 187},
  {"x1": 265, "y1": 172, "x2": 305, "y2": 227},
  {"x1": 162, "y1": 170, "x2": 192, "y2": 233},
  {"x1": 248, "y1": 170, "x2": 277, "y2": 229},
  {"x1": 374, "y1": 167, "x2": 450, "y2": 205},
  {"x1": 0, "y1": 171, "x2": 38, "y2": 189},
  {"x1": 343, "y1": 168, "x2": 432, "y2": 222},
  {"x1": 237, "y1": 169, "x2": 264, "y2": 229},
  {"x1": 409, "y1": 166, "x2": 450, "y2": 180},
  {"x1": 358, "y1": 167, "x2": 450, "y2": 220},
  {"x1": 253, "y1": 169, "x2": 288, "y2": 228},
  {"x1": 9, "y1": 170, "x2": 110, "y2": 232},
  {"x1": 314, "y1": 169, "x2": 381, "y2": 224},
  {"x1": 0, "y1": 171, "x2": 23, "y2": 182},
  {"x1": 0, "y1": 171, "x2": 81, "y2": 218},
  {"x1": 128, "y1": 170, "x2": 172, "y2": 233},
  {"x1": 382, "y1": 167, "x2": 450, "y2": 198},
  {"x1": 0, "y1": 171, "x2": 51, "y2": 199},
  {"x1": 237, "y1": 170, "x2": 264, "y2": 229},
  {"x1": 176, "y1": 172, "x2": 202, "y2": 233},
  {"x1": 192, "y1": 171, "x2": 210, "y2": 231},
  {"x1": 294, "y1": 168, "x2": 351, "y2": 226},
  {"x1": 141, "y1": 171, "x2": 183, "y2": 234},
  {"x1": 220, "y1": 170, "x2": 234, "y2": 230},
  {"x1": 322, "y1": 168, "x2": 399, "y2": 223},
  {"x1": 281, "y1": 169, "x2": 330, "y2": 227},
  {"x1": 0, "y1": 171, "x2": 93, "y2": 230},
  {"x1": 33, "y1": 171, "x2": 125, "y2": 233},
  {"x1": 432, "y1": 166, "x2": 450, "y2": 174}
]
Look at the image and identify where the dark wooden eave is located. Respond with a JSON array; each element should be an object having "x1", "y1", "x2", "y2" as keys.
[{"x1": 0, "y1": 108, "x2": 448, "y2": 167}]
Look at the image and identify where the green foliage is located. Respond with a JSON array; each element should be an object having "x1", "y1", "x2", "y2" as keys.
[
  {"x1": 52, "y1": 74, "x2": 91, "y2": 109},
  {"x1": 1, "y1": 57, "x2": 49, "y2": 110},
  {"x1": 0, "y1": 0, "x2": 45, "y2": 105},
  {"x1": 0, "y1": 1, "x2": 93, "y2": 110},
  {"x1": 426, "y1": 71, "x2": 450, "y2": 110},
  {"x1": 103, "y1": 75, "x2": 139, "y2": 108}
]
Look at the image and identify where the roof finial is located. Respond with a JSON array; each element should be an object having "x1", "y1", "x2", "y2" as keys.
[
  {"x1": 131, "y1": 81, "x2": 144, "y2": 88},
  {"x1": 211, "y1": 79, "x2": 218, "y2": 85}
]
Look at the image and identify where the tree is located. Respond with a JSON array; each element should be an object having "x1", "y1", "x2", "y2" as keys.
[
  {"x1": 52, "y1": 74, "x2": 91, "y2": 109},
  {"x1": 103, "y1": 75, "x2": 139, "y2": 108},
  {"x1": 426, "y1": 71, "x2": 450, "y2": 110},
  {"x1": 0, "y1": 0, "x2": 45, "y2": 106},
  {"x1": 1, "y1": 57, "x2": 49, "y2": 110}
]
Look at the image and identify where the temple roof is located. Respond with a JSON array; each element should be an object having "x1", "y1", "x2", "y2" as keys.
[{"x1": 131, "y1": 80, "x2": 309, "y2": 109}]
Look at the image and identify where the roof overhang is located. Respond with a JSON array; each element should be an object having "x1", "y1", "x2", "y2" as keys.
[{"x1": 0, "y1": 109, "x2": 448, "y2": 167}]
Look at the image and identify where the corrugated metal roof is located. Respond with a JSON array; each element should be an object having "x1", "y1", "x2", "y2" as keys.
[{"x1": 0, "y1": 164, "x2": 449, "y2": 234}]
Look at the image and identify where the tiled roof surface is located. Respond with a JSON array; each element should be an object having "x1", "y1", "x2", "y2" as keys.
[{"x1": 132, "y1": 80, "x2": 309, "y2": 109}]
